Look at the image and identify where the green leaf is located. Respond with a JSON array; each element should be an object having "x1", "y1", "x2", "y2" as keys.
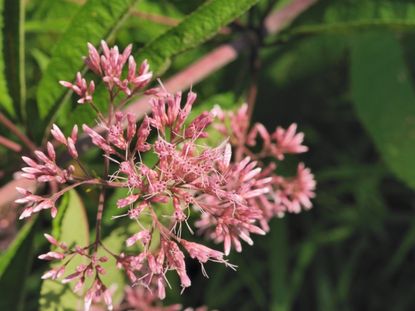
[
  {"x1": 39, "y1": 190, "x2": 89, "y2": 311},
  {"x1": 285, "y1": 0, "x2": 415, "y2": 36},
  {"x1": 31, "y1": 49, "x2": 50, "y2": 73},
  {"x1": 25, "y1": 0, "x2": 81, "y2": 33},
  {"x1": 135, "y1": 0, "x2": 260, "y2": 75},
  {"x1": 261, "y1": 35, "x2": 347, "y2": 88},
  {"x1": 0, "y1": 0, "x2": 14, "y2": 116},
  {"x1": 4, "y1": 0, "x2": 26, "y2": 121},
  {"x1": 288, "y1": 241, "x2": 316, "y2": 309},
  {"x1": 269, "y1": 219, "x2": 288, "y2": 311},
  {"x1": 350, "y1": 31, "x2": 415, "y2": 189},
  {"x1": 27, "y1": 0, "x2": 81, "y2": 21},
  {"x1": 36, "y1": 0, "x2": 139, "y2": 134},
  {"x1": 25, "y1": 19, "x2": 71, "y2": 34},
  {"x1": 383, "y1": 218, "x2": 415, "y2": 278},
  {"x1": 96, "y1": 224, "x2": 136, "y2": 305},
  {"x1": 0, "y1": 218, "x2": 38, "y2": 311}
]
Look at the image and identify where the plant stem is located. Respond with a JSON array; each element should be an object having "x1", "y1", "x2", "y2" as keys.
[
  {"x1": 94, "y1": 189, "x2": 105, "y2": 251},
  {"x1": 0, "y1": 112, "x2": 37, "y2": 152},
  {"x1": 0, "y1": 135, "x2": 22, "y2": 152},
  {"x1": 94, "y1": 92, "x2": 114, "y2": 251},
  {"x1": 89, "y1": 101, "x2": 108, "y2": 125},
  {"x1": 246, "y1": 35, "x2": 261, "y2": 123}
]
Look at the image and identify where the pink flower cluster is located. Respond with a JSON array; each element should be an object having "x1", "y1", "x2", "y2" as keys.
[
  {"x1": 39, "y1": 234, "x2": 113, "y2": 310},
  {"x1": 210, "y1": 104, "x2": 316, "y2": 230},
  {"x1": 15, "y1": 41, "x2": 315, "y2": 310},
  {"x1": 117, "y1": 286, "x2": 206, "y2": 311}
]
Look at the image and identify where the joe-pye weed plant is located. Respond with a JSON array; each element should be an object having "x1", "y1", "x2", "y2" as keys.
[
  {"x1": 2, "y1": 0, "x2": 415, "y2": 310},
  {"x1": 14, "y1": 41, "x2": 315, "y2": 310}
]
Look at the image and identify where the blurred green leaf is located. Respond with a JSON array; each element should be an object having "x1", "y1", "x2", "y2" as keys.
[
  {"x1": 135, "y1": 0, "x2": 260, "y2": 74},
  {"x1": 269, "y1": 219, "x2": 288, "y2": 311},
  {"x1": 36, "y1": 0, "x2": 139, "y2": 136},
  {"x1": 0, "y1": 218, "x2": 37, "y2": 311},
  {"x1": 31, "y1": 49, "x2": 50, "y2": 73},
  {"x1": 383, "y1": 218, "x2": 415, "y2": 278},
  {"x1": 315, "y1": 259, "x2": 336, "y2": 310},
  {"x1": 285, "y1": 0, "x2": 415, "y2": 37},
  {"x1": 336, "y1": 239, "x2": 366, "y2": 305},
  {"x1": 288, "y1": 241, "x2": 316, "y2": 308},
  {"x1": 262, "y1": 35, "x2": 347, "y2": 88},
  {"x1": 350, "y1": 32, "x2": 415, "y2": 190},
  {"x1": 137, "y1": 0, "x2": 203, "y2": 17},
  {"x1": 25, "y1": 19, "x2": 71, "y2": 34},
  {"x1": 39, "y1": 190, "x2": 89, "y2": 311},
  {"x1": 235, "y1": 256, "x2": 266, "y2": 308},
  {"x1": 96, "y1": 225, "x2": 135, "y2": 305},
  {"x1": 121, "y1": 0, "x2": 208, "y2": 45},
  {"x1": 27, "y1": 0, "x2": 81, "y2": 21},
  {"x1": 4, "y1": 0, "x2": 26, "y2": 121},
  {"x1": 0, "y1": 0, "x2": 14, "y2": 116}
]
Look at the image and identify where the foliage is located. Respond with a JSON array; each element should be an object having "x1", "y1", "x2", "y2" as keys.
[
  {"x1": 1, "y1": 0, "x2": 415, "y2": 310},
  {"x1": 39, "y1": 191, "x2": 89, "y2": 311}
]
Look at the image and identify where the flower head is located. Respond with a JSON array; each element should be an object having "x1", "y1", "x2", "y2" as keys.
[{"x1": 15, "y1": 41, "x2": 315, "y2": 306}]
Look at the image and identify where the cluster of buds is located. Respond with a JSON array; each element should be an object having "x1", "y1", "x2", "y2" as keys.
[
  {"x1": 20, "y1": 143, "x2": 74, "y2": 184},
  {"x1": 84, "y1": 40, "x2": 152, "y2": 96},
  {"x1": 15, "y1": 41, "x2": 315, "y2": 310},
  {"x1": 39, "y1": 234, "x2": 113, "y2": 310}
]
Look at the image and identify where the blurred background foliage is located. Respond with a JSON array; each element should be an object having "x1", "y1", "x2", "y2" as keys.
[{"x1": 1, "y1": 0, "x2": 415, "y2": 310}]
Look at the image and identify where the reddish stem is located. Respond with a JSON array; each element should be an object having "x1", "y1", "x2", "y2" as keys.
[
  {"x1": 246, "y1": 38, "x2": 261, "y2": 122},
  {"x1": 125, "y1": 0, "x2": 318, "y2": 121},
  {"x1": 0, "y1": 135, "x2": 22, "y2": 152},
  {"x1": 131, "y1": 10, "x2": 232, "y2": 35},
  {"x1": 94, "y1": 93, "x2": 114, "y2": 251},
  {"x1": 94, "y1": 189, "x2": 105, "y2": 251},
  {"x1": 0, "y1": 112, "x2": 37, "y2": 152},
  {"x1": 131, "y1": 10, "x2": 180, "y2": 27}
]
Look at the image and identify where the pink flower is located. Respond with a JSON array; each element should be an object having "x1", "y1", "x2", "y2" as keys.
[
  {"x1": 184, "y1": 112, "x2": 213, "y2": 139},
  {"x1": 16, "y1": 40, "x2": 316, "y2": 305},
  {"x1": 162, "y1": 240, "x2": 191, "y2": 288},
  {"x1": 60, "y1": 72, "x2": 95, "y2": 104},
  {"x1": 51, "y1": 124, "x2": 67, "y2": 145},
  {"x1": 41, "y1": 266, "x2": 65, "y2": 280},
  {"x1": 180, "y1": 240, "x2": 236, "y2": 276},
  {"x1": 84, "y1": 41, "x2": 152, "y2": 95},
  {"x1": 84, "y1": 279, "x2": 113, "y2": 311},
  {"x1": 38, "y1": 251, "x2": 65, "y2": 260},
  {"x1": 271, "y1": 123, "x2": 308, "y2": 159},
  {"x1": 107, "y1": 112, "x2": 128, "y2": 149},
  {"x1": 274, "y1": 163, "x2": 316, "y2": 214},
  {"x1": 193, "y1": 156, "x2": 270, "y2": 255},
  {"x1": 116, "y1": 194, "x2": 139, "y2": 208},
  {"x1": 148, "y1": 91, "x2": 197, "y2": 138},
  {"x1": 124, "y1": 286, "x2": 182, "y2": 311},
  {"x1": 50, "y1": 124, "x2": 79, "y2": 159},
  {"x1": 98, "y1": 41, "x2": 132, "y2": 91},
  {"x1": 15, "y1": 188, "x2": 58, "y2": 219},
  {"x1": 126, "y1": 229, "x2": 151, "y2": 247},
  {"x1": 82, "y1": 124, "x2": 115, "y2": 154},
  {"x1": 20, "y1": 147, "x2": 74, "y2": 184},
  {"x1": 135, "y1": 115, "x2": 152, "y2": 152}
]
